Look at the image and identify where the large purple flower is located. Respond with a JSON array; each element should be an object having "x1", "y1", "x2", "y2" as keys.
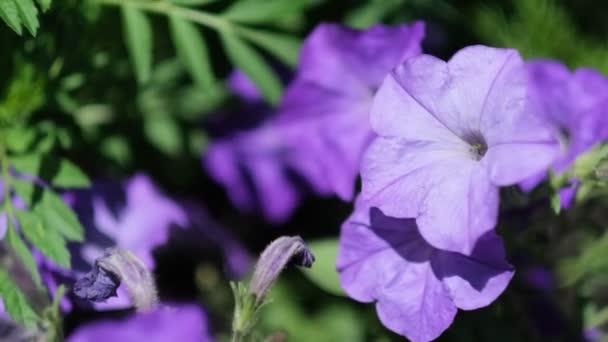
[
  {"x1": 277, "y1": 22, "x2": 425, "y2": 201},
  {"x1": 337, "y1": 205, "x2": 513, "y2": 342},
  {"x1": 521, "y1": 60, "x2": 608, "y2": 202},
  {"x1": 68, "y1": 304, "x2": 211, "y2": 342},
  {"x1": 361, "y1": 45, "x2": 559, "y2": 255}
]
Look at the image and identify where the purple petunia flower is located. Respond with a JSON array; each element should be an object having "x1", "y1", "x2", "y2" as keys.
[
  {"x1": 361, "y1": 45, "x2": 559, "y2": 255},
  {"x1": 337, "y1": 206, "x2": 513, "y2": 342},
  {"x1": 521, "y1": 60, "x2": 608, "y2": 204},
  {"x1": 67, "y1": 304, "x2": 211, "y2": 342},
  {"x1": 277, "y1": 22, "x2": 425, "y2": 201}
]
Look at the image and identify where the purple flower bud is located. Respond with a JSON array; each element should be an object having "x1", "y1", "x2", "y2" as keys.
[
  {"x1": 249, "y1": 236, "x2": 314, "y2": 304},
  {"x1": 73, "y1": 265, "x2": 120, "y2": 302},
  {"x1": 73, "y1": 247, "x2": 158, "y2": 312}
]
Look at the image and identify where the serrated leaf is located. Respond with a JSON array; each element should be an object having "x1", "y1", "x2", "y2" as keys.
[
  {"x1": 300, "y1": 239, "x2": 345, "y2": 296},
  {"x1": 0, "y1": 0, "x2": 22, "y2": 35},
  {"x1": 169, "y1": 15, "x2": 216, "y2": 90},
  {"x1": 35, "y1": 189, "x2": 84, "y2": 242},
  {"x1": 241, "y1": 29, "x2": 300, "y2": 67},
  {"x1": 222, "y1": 0, "x2": 309, "y2": 24},
  {"x1": 37, "y1": 0, "x2": 51, "y2": 12},
  {"x1": 121, "y1": 5, "x2": 153, "y2": 85},
  {"x1": 13, "y1": 0, "x2": 39, "y2": 36},
  {"x1": 4, "y1": 223, "x2": 42, "y2": 287},
  {"x1": 15, "y1": 210, "x2": 70, "y2": 268},
  {"x1": 0, "y1": 270, "x2": 39, "y2": 328},
  {"x1": 220, "y1": 30, "x2": 281, "y2": 104}
]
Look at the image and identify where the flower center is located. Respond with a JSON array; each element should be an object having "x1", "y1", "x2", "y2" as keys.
[{"x1": 464, "y1": 132, "x2": 488, "y2": 161}]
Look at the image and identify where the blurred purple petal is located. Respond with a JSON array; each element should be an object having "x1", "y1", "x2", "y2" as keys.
[{"x1": 67, "y1": 304, "x2": 211, "y2": 342}]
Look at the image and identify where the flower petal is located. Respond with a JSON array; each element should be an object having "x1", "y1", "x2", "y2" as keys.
[
  {"x1": 432, "y1": 232, "x2": 514, "y2": 310},
  {"x1": 361, "y1": 137, "x2": 497, "y2": 254},
  {"x1": 298, "y1": 22, "x2": 425, "y2": 93},
  {"x1": 338, "y1": 206, "x2": 456, "y2": 342}
]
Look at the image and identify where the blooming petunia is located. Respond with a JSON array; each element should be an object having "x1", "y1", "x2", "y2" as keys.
[
  {"x1": 277, "y1": 22, "x2": 425, "y2": 201},
  {"x1": 521, "y1": 60, "x2": 608, "y2": 204},
  {"x1": 68, "y1": 304, "x2": 211, "y2": 342},
  {"x1": 361, "y1": 45, "x2": 559, "y2": 255},
  {"x1": 337, "y1": 206, "x2": 513, "y2": 342}
]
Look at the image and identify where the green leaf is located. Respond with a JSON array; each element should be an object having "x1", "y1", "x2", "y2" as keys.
[
  {"x1": 37, "y1": 0, "x2": 51, "y2": 12},
  {"x1": 49, "y1": 158, "x2": 90, "y2": 188},
  {"x1": 144, "y1": 114, "x2": 183, "y2": 156},
  {"x1": 222, "y1": 0, "x2": 309, "y2": 24},
  {"x1": 240, "y1": 29, "x2": 300, "y2": 67},
  {"x1": 11, "y1": 154, "x2": 90, "y2": 188},
  {"x1": 121, "y1": 5, "x2": 153, "y2": 85},
  {"x1": 0, "y1": 0, "x2": 22, "y2": 35},
  {"x1": 169, "y1": 15, "x2": 216, "y2": 90},
  {"x1": 169, "y1": 0, "x2": 218, "y2": 6},
  {"x1": 6, "y1": 126, "x2": 36, "y2": 154},
  {"x1": 4, "y1": 223, "x2": 42, "y2": 287},
  {"x1": 551, "y1": 192, "x2": 561, "y2": 214},
  {"x1": 12, "y1": 179, "x2": 35, "y2": 207},
  {"x1": 220, "y1": 30, "x2": 281, "y2": 104},
  {"x1": 300, "y1": 239, "x2": 345, "y2": 296},
  {"x1": 0, "y1": 270, "x2": 39, "y2": 328},
  {"x1": 15, "y1": 210, "x2": 70, "y2": 268},
  {"x1": 10, "y1": 154, "x2": 40, "y2": 176},
  {"x1": 35, "y1": 189, "x2": 84, "y2": 242},
  {"x1": 13, "y1": 0, "x2": 39, "y2": 36}
]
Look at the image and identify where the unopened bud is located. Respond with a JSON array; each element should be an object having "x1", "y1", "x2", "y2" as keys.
[
  {"x1": 249, "y1": 236, "x2": 314, "y2": 304},
  {"x1": 74, "y1": 248, "x2": 158, "y2": 312}
]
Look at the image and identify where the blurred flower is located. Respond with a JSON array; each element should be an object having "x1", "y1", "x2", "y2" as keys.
[
  {"x1": 277, "y1": 22, "x2": 425, "y2": 201},
  {"x1": 521, "y1": 60, "x2": 608, "y2": 206},
  {"x1": 204, "y1": 71, "x2": 305, "y2": 223},
  {"x1": 337, "y1": 206, "x2": 513, "y2": 342},
  {"x1": 360, "y1": 45, "x2": 558, "y2": 255},
  {"x1": 67, "y1": 304, "x2": 211, "y2": 342}
]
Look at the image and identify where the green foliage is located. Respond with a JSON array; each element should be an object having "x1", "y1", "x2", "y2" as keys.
[
  {"x1": 169, "y1": 15, "x2": 216, "y2": 91},
  {"x1": 558, "y1": 232, "x2": 608, "y2": 286},
  {"x1": 98, "y1": 0, "x2": 306, "y2": 104},
  {"x1": 474, "y1": 0, "x2": 608, "y2": 74},
  {"x1": 121, "y1": 5, "x2": 153, "y2": 85},
  {"x1": 259, "y1": 280, "x2": 365, "y2": 342},
  {"x1": 15, "y1": 210, "x2": 71, "y2": 268},
  {"x1": 0, "y1": 63, "x2": 45, "y2": 127},
  {"x1": 220, "y1": 0, "x2": 310, "y2": 24},
  {"x1": 0, "y1": 270, "x2": 39, "y2": 328},
  {"x1": 0, "y1": 0, "x2": 50, "y2": 36},
  {"x1": 220, "y1": 28, "x2": 282, "y2": 104},
  {"x1": 300, "y1": 239, "x2": 345, "y2": 297}
]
